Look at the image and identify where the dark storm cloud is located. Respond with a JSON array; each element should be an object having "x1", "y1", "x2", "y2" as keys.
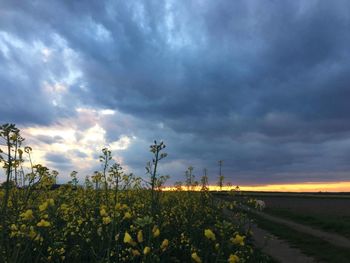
[
  {"x1": 1, "y1": 0, "x2": 350, "y2": 184},
  {"x1": 45, "y1": 152, "x2": 70, "y2": 163}
]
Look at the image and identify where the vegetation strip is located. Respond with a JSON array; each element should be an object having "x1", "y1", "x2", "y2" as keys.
[
  {"x1": 264, "y1": 208, "x2": 350, "y2": 240},
  {"x1": 251, "y1": 213, "x2": 350, "y2": 263},
  {"x1": 246, "y1": 207, "x2": 350, "y2": 248}
]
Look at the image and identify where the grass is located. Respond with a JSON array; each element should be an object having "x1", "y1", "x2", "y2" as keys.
[
  {"x1": 265, "y1": 208, "x2": 350, "y2": 239},
  {"x1": 251, "y1": 213, "x2": 350, "y2": 263}
]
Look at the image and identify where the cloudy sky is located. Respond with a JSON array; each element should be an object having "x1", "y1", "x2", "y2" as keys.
[{"x1": 1, "y1": 0, "x2": 350, "y2": 186}]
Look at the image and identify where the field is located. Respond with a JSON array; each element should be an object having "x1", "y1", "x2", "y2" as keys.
[
  {"x1": 218, "y1": 191, "x2": 350, "y2": 263},
  {"x1": 246, "y1": 192, "x2": 350, "y2": 238},
  {"x1": 0, "y1": 124, "x2": 274, "y2": 263},
  {"x1": 3, "y1": 124, "x2": 350, "y2": 263}
]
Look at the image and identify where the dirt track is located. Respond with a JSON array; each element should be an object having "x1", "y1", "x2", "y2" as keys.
[
  {"x1": 249, "y1": 208, "x2": 350, "y2": 249},
  {"x1": 222, "y1": 207, "x2": 316, "y2": 263}
]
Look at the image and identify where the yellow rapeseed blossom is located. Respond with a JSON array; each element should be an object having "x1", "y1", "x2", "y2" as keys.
[
  {"x1": 100, "y1": 208, "x2": 108, "y2": 217},
  {"x1": 204, "y1": 229, "x2": 216, "y2": 241},
  {"x1": 123, "y1": 212, "x2": 132, "y2": 220},
  {"x1": 230, "y1": 234, "x2": 245, "y2": 246},
  {"x1": 191, "y1": 252, "x2": 202, "y2": 263},
  {"x1": 102, "y1": 216, "x2": 111, "y2": 225},
  {"x1": 48, "y1": 198, "x2": 55, "y2": 206},
  {"x1": 152, "y1": 226, "x2": 160, "y2": 238},
  {"x1": 160, "y1": 239, "x2": 169, "y2": 251},
  {"x1": 137, "y1": 230, "x2": 143, "y2": 243},
  {"x1": 39, "y1": 202, "x2": 48, "y2": 212},
  {"x1": 228, "y1": 254, "x2": 239, "y2": 263},
  {"x1": 143, "y1": 246, "x2": 151, "y2": 255},
  {"x1": 123, "y1": 231, "x2": 136, "y2": 246},
  {"x1": 124, "y1": 231, "x2": 132, "y2": 243},
  {"x1": 20, "y1": 209, "x2": 34, "y2": 221},
  {"x1": 37, "y1": 219, "x2": 51, "y2": 227}
]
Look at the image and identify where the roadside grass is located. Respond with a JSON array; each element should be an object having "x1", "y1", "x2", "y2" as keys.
[
  {"x1": 265, "y1": 208, "x2": 350, "y2": 239},
  {"x1": 250, "y1": 213, "x2": 350, "y2": 263},
  {"x1": 248, "y1": 248, "x2": 279, "y2": 263}
]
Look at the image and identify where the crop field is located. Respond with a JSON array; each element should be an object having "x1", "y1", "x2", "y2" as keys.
[{"x1": 0, "y1": 124, "x2": 274, "y2": 263}]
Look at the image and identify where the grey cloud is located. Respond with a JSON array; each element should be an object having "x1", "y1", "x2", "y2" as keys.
[{"x1": 1, "y1": 0, "x2": 350, "y2": 184}]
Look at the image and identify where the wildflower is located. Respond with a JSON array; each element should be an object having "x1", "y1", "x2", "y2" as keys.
[
  {"x1": 29, "y1": 226, "x2": 36, "y2": 239},
  {"x1": 230, "y1": 234, "x2": 245, "y2": 246},
  {"x1": 137, "y1": 230, "x2": 143, "y2": 243},
  {"x1": 102, "y1": 216, "x2": 112, "y2": 225},
  {"x1": 100, "y1": 208, "x2": 108, "y2": 217},
  {"x1": 10, "y1": 224, "x2": 17, "y2": 231},
  {"x1": 160, "y1": 239, "x2": 169, "y2": 251},
  {"x1": 123, "y1": 212, "x2": 132, "y2": 220},
  {"x1": 228, "y1": 254, "x2": 239, "y2": 263},
  {"x1": 37, "y1": 219, "x2": 51, "y2": 227},
  {"x1": 204, "y1": 229, "x2": 216, "y2": 241},
  {"x1": 39, "y1": 202, "x2": 48, "y2": 212},
  {"x1": 132, "y1": 249, "x2": 141, "y2": 256},
  {"x1": 191, "y1": 252, "x2": 202, "y2": 263},
  {"x1": 152, "y1": 226, "x2": 160, "y2": 238},
  {"x1": 124, "y1": 231, "x2": 136, "y2": 246},
  {"x1": 48, "y1": 198, "x2": 55, "y2": 206},
  {"x1": 60, "y1": 203, "x2": 68, "y2": 210},
  {"x1": 20, "y1": 209, "x2": 34, "y2": 221},
  {"x1": 143, "y1": 246, "x2": 151, "y2": 255}
]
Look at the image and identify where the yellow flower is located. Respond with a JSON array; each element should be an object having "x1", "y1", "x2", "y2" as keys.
[
  {"x1": 102, "y1": 216, "x2": 112, "y2": 225},
  {"x1": 10, "y1": 224, "x2": 17, "y2": 231},
  {"x1": 152, "y1": 226, "x2": 160, "y2": 238},
  {"x1": 137, "y1": 230, "x2": 143, "y2": 243},
  {"x1": 132, "y1": 249, "x2": 141, "y2": 256},
  {"x1": 204, "y1": 229, "x2": 216, "y2": 241},
  {"x1": 20, "y1": 209, "x2": 34, "y2": 221},
  {"x1": 160, "y1": 239, "x2": 169, "y2": 250},
  {"x1": 191, "y1": 252, "x2": 202, "y2": 263},
  {"x1": 60, "y1": 204, "x2": 68, "y2": 210},
  {"x1": 123, "y1": 212, "x2": 132, "y2": 220},
  {"x1": 124, "y1": 231, "x2": 132, "y2": 243},
  {"x1": 100, "y1": 208, "x2": 108, "y2": 217},
  {"x1": 37, "y1": 219, "x2": 51, "y2": 227},
  {"x1": 143, "y1": 246, "x2": 151, "y2": 255},
  {"x1": 228, "y1": 254, "x2": 239, "y2": 263},
  {"x1": 39, "y1": 202, "x2": 48, "y2": 212},
  {"x1": 29, "y1": 226, "x2": 36, "y2": 239},
  {"x1": 48, "y1": 198, "x2": 55, "y2": 206},
  {"x1": 124, "y1": 231, "x2": 136, "y2": 246},
  {"x1": 230, "y1": 234, "x2": 245, "y2": 246}
]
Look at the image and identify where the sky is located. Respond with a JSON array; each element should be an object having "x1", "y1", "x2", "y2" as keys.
[{"x1": 1, "y1": 0, "x2": 350, "y2": 187}]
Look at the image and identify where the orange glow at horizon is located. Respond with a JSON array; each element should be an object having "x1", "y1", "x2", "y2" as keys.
[{"x1": 161, "y1": 181, "x2": 350, "y2": 192}]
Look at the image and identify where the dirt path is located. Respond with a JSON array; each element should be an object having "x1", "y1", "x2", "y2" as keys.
[
  {"x1": 222, "y1": 207, "x2": 316, "y2": 263},
  {"x1": 246, "y1": 207, "x2": 350, "y2": 249}
]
